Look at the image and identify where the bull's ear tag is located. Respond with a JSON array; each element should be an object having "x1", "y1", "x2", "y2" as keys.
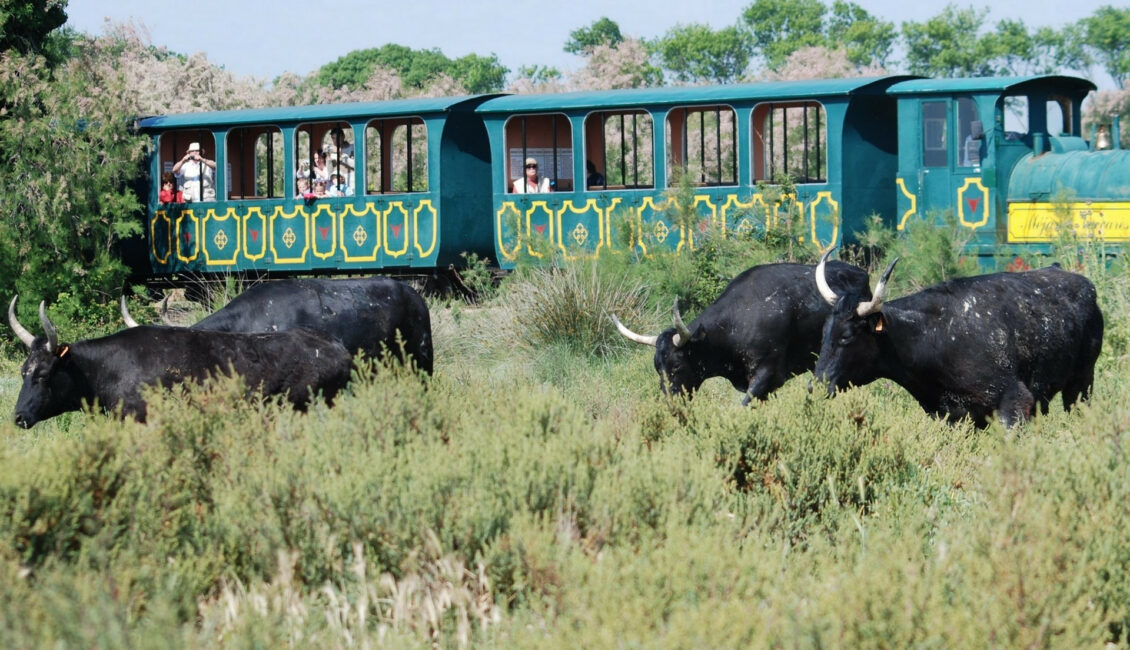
[
  {"x1": 871, "y1": 314, "x2": 888, "y2": 333},
  {"x1": 57, "y1": 345, "x2": 70, "y2": 358}
]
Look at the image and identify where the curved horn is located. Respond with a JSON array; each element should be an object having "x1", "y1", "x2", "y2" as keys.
[
  {"x1": 672, "y1": 298, "x2": 692, "y2": 348},
  {"x1": 611, "y1": 314, "x2": 657, "y2": 346},
  {"x1": 159, "y1": 294, "x2": 174, "y2": 325},
  {"x1": 120, "y1": 296, "x2": 140, "y2": 328},
  {"x1": 38, "y1": 301, "x2": 58, "y2": 353},
  {"x1": 856, "y1": 257, "x2": 899, "y2": 317},
  {"x1": 815, "y1": 248, "x2": 839, "y2": 305},
  {"x1": 8, "y1": 296, "x2": 36, "y2": 348}
]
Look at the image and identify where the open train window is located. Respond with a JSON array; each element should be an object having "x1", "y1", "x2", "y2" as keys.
[
  {"x1": 752, "y1": 101, "x2": 826, "y2": 183},
  {"x1": 1047, "y1": 95, "x2": 1071, "y2": 136},
  {"x1": 505, "y1": 113, "x2": 572, "y2": 192},
  {"x1": 666, "y1": 105, "x2": 737, "y2": 186},
  {"x1": 296, "y1": 122, "x2": 356, "y2": 197},
  {"x1": 1001, "y1": 95, "x2": 1029, "y2": 142},
  {"x1": 583, "y1": 110, "x2": 654, "y2": 190},
  {"x1": 157, "y1": 130, "x2": 218, "y2": 203},
  {"x1": 227, "y1": 126, "x2": 283, "y2": 200},
  {"x1": 364, "y1": 118, "x2": 427, "y2": 195}
]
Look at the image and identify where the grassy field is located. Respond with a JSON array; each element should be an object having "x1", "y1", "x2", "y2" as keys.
[{"x1": 0, "y1": 236, "x2": 1128, "y2": 647}]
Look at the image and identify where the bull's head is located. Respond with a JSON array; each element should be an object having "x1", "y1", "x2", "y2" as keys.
[
  {"x1": 811, "y1": 251, "x2": 899, "y2": 396},
  {"x1": 612, "y1": 298, "x2": 705, "y2": 397},
  {"x1": 10, "y1": 296, "x2": 76, "y2": 429}
]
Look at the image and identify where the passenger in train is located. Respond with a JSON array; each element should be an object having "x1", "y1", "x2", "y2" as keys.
[
  {"x1": 295, "y1": 177, "x2": 314, "y2": 199},
  {"x1": 512, "y1": 157, "x2": 551, "y2": 193},
  {"x1": 311, "y1": 150, "x2": 331, "y2": 183},
  {"x1": 173, "y1": 141, "x2": 216, "y2": 202},
  {"x1": 586, "y1": 160, "x2": 605, "y2": 188},
  {"x1": 158, "y1": 171, "x2": 183, "y2": 203},
  {"x1": 312, "y1": 178, "x2": 328, "y2": 198},
  {"x1": 327, "y1": 173, "x2": 351, "y2": 197}
]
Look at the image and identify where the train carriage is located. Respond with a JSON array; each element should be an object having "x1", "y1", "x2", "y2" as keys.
[
  {"x1": 129, "y1": 73, "x2": 1129, "y2": 286},
  {"x1": 137, "y1": 95, "x2": 497, "y2": 280},
  {"x1": 474, "y1": 77, "x2": 914, "y2": 268}
]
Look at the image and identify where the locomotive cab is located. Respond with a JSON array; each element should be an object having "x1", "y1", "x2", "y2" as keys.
[{"x1": 888, "y1": 75, "x2": 1098, "y2": 263}]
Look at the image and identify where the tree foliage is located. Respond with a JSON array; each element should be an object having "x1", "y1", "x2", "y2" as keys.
[
  {"x1": 739, "y1": 0, "x2": 893, "y2": 72},
  {"x1": 1078, "y1": 5, "x2": 1130, "y2": 89},
  {"x1": 569, "y1": 38, "x2": 662, "y2": 90},
  {"x1": 0, "y1": 0, "x2": 69, "y2": 64},
  {"x1": 653, "y1": 23, "x2": 750, "y2": 84},
  {"x1": 0, "y1": 37, "x2": 148, "y2": 314},
  {"x1": 901, "y1": 5, "x2": 998, "y2": 77},
  {"x1": 564, "y1": 17, "x2": 624, "y2": 55},
  {"x1": 315, "y1": 44, "x2": 507, "y2": 94}
]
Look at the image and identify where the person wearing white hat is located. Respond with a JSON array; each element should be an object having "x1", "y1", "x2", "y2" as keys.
[
  {"x1": 172, "y1": 141, "x2": 217, "y2": 202},
  {"x1": 511, "y1": 157, "x2": 551, "y2": 193}
]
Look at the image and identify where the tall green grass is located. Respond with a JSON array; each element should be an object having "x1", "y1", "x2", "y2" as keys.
[{"x1": 0, "y1": 228, "x2": 1128, "y2": 647}]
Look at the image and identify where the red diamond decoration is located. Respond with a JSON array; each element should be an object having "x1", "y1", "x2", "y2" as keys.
[
  {"x1": 319, "y1": 227, "x2": 329, "y2": 239},
  {"x1": 183, "y1": 232, "x2": 191, "y2": 244},
  {"x1": 534, "y1": 224, "x2": 546, "y2": 235},
  {"x1": 250, "y1": 230, "x2": 259, "y2": 242},
  {"x1": 391, "y1": 225, "x2": 402, "y2": 238},
  {"x1": 966, "y1": 197, "x2": 981, "y2": 213}
]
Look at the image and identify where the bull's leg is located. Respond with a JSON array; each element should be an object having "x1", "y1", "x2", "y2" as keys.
[
  {"x1": 1061, "y1": 361, "x2": 1096, "y2": 412},
  {"x1": 998, "y1": 381, "x2": 1035, "y2": 428},
  {"x1": 742, "y1": 364, "x2": 785, "y2": 406}
]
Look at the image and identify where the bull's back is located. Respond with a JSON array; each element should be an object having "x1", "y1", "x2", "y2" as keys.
[
  {"x1": 194, "y1": 277, "x2": 433, "y2": 374},
  {"x1": 891, "y1": 267, "x2": 1102, "y2": 392},
  {"x1": 77, "y1": 326, "x2": 351, "y2": 407}
]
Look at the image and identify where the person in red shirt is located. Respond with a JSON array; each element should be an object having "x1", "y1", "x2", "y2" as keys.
[{"x1": 158, "y1": 171, "x2": 182, "y2": 203}]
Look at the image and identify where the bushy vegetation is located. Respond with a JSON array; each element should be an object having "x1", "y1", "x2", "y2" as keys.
[{"x1": 1, "y1": 223, "x2": 1129, "y2": 647}]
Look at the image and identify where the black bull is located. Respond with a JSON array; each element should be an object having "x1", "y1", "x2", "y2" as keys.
[
  {"x1": 11, "y1": 297, "x2": 352, "y2": 428},
  {"x1": 812, "y1": 255, "x2": 1104, "y2": 428},
  {"x1": 613, "y1": 261, "x2": 872, "y2": 403},
  {"x1": 123, "y1": 277, "x2": 433, "y2": 375}
]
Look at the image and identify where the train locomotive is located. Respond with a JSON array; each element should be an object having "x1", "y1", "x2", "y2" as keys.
[{"x1": 133, "y1": 73, "x2": 1127, "y2": 283}]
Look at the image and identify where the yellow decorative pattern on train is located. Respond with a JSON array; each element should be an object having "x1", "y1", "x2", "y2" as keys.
[
  {"x1": 340, "y1": 203, "x2": 381, "y2": 263},
  {"x1": 956, "y1": 177, "x2": 990, "y2": 229},
  {"x1": 413, "y1": 200, "x2": 438, "y2": 259},
  {"x1": 242, "y1": 207, "x2": 269, "y2": 261},
  {"x1": 175, "y1": 209, "x2": 201, "y2": 264},
  {"x1": 895, "y1": 178, "x2": 917, "y2": 230},
  {"x1": 269, "y1": 206, "x2": 309, "y2": 264},
  {"x1": 808, "y1": 191, "x2": 839, "y2": 252}
]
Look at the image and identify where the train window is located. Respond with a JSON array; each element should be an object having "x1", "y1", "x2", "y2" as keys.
[
  {"x1": 296, "y1": 122, "x2": 356, "y2": 197},
  {"x1": 1002, "y1": 95, "x2": 1029, "y2": 141},
  {"x1": 751, "y1": 102, "x2": 826, "y2": 183},
  {"x1": 583, "y1": 110, "x2": 654, "y2": 190},
  {"x1": 505, "y1": 114, "x2": 572, "y2": 192},
  {"x1": 157, "y1": 131, "x2": 217, "y2": 203},
  {"x1": 1047, "y1": 95, "x2": 1070, "y2": 136},
  {"x1": 364, "y1": 118, "x2": 428, "y2": 194},
  {"x1": 226, "y1": 126, "x2": 283, "y2": 200},
  {"x1": 922, "y1": 101, "x2": 948, "y2": 168},
  {"x1": 957, "y1": 98, "x2": 981, "y2": 168},
  {"x1": 666, "y1": 105, "x2": 737, "y2": 186}
]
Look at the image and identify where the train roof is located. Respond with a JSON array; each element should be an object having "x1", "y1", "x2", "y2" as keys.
[
  {"x1": 136, "y1": 94, "x2": 500, "y2": 130},
  {"x1": 474, "y1": 76, "x2": 919, "y2": 114},
  {"x1": 886, "y1": 75, "x2": 1096, "y2": 96}
]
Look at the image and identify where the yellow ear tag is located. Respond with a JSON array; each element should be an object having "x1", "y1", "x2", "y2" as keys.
[
  {"x1": 873, "y1": 316, "x2": 886, "y2": 333},
  {"x1": 58, "y1": 345, "x2": 70, "y2": 358}
]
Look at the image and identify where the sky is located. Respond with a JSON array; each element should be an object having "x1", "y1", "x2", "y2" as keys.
[{"x1": 63, "y1": 0, "x2": 1118, "y2": 86}]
